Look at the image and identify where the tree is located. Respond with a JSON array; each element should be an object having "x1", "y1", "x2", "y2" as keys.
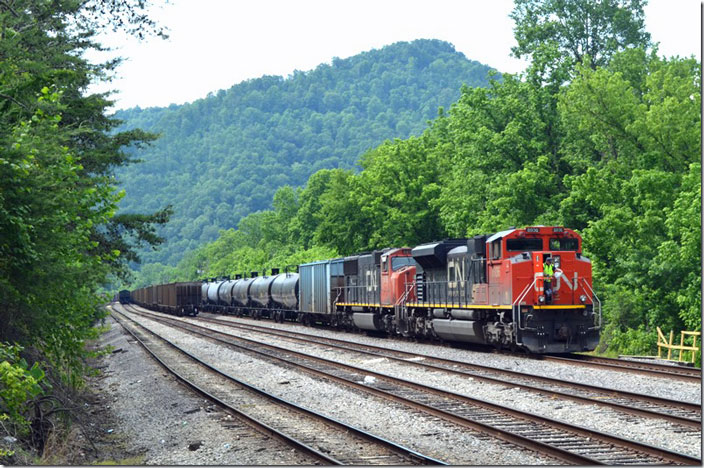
[
  {"x1": 433, "y1": 76, "x2": 559, "y2": 236},
  {"x1": 0, "y1": 0, "x2": 171, "y2": 395},
  {"x1": 557, "y1": 52, "x2": 701, "y2": 352},
  {"x1": 353, "y1": 136, "x2": 445, "y2": 249},
  {"x1": 511, "y1": 0, "x2": 651, "y2": 85}
]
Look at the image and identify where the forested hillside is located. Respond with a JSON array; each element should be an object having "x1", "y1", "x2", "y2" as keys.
[
  {"x1": 115, "y1": 39, "x2": 494, "y2": 267},
  {"x1": 165, "y1": 0, "x2": 701, "y2": 358}
]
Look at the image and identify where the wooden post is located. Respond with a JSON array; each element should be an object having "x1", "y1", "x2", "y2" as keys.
[
  {"x1": 657, "y1": 327, "x2": 666, "y2": 359},
  {"x1": 692, "y1": 334, "x2": 698, "y2": 363}
]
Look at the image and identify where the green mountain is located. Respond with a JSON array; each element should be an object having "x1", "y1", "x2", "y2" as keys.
[{"x1": 114, "y1": 39, "x2": 496, "y2": 266}]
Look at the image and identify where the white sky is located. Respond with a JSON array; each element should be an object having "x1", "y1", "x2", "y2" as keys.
[{"x1": 88, "y1": 0, "x2": 702, "y2": 110}]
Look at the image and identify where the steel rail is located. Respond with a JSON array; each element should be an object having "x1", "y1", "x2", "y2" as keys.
[
  {"x1": 122, "y1": 305, "x2": 593, "y2": 465},
  {"x1": 181, "y1": 313, "x2": 702, "y2": 429},
  {"x1": 112, "y1": 306, "x2": 444, "y2": 466},
  {"x1": 537, "y1": 354, "x2": 701, "y2": 382},
  {"x1": 109, "y1": 306, "x2": 341, "y2": 465},
  {"x1": 124, "y1": 305, "x2": 700, "y2": 465}
]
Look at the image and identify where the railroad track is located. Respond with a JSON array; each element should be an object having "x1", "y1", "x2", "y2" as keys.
[
  {"x1": 122, "y1": 304, "x2": 701, "y2": 466},
  {"x1": 535, "y1": 354, "x2": 702, "y2": 383},
  {"x1": 175, "y1": 312, "x2": 702, "y2": 429},
  {"x1": 110, "y1": 305, "x2": 443, "y2": 465}
]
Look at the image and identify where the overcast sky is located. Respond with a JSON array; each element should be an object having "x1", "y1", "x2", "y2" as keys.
[{"x1": 88, "y1": 0, "x2": 702, "y2": 110}]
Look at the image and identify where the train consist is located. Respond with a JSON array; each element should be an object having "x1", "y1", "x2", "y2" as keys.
[{"x1": 127, "y1": 226, "x2": 601, "y2": 353}]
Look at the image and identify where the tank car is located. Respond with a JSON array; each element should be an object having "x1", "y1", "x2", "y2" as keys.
[
  {"x1": 269, "y1": 271, "x2": 299, "y2": 323},
  {"x1": 231, "y1": 276, "x2": 255, "y2": 313},
  {"x1": 249, "y1": 273, "x2": 276, "y2": 319},
  {"x1": 203, "y1": 280, "x2": 227, "y2": 312}
]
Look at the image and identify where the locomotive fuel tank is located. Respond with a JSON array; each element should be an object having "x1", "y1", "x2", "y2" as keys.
[{"x1": 271, "y1": 273, "x2": 299, "y2": 309}]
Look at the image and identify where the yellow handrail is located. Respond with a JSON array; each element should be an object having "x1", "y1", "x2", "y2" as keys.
[{"x1": 656, "y1": 327, "x2": 701, "y2": 363}]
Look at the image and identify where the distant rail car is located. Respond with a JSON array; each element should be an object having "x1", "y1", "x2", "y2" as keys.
[
  {"x1": 118, "y1": 289, "x2": 131, "y2": 304},
  {"x1": 131, "y1": 282, "x2": 200, "y2": 316}
]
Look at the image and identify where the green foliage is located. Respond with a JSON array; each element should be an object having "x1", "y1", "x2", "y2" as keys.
[
  {"x1": 604, "y1": 326, "x2": 658, "y2": 357},
  {"x1": 511, "y1": 0, "x2": 650, "y2": 84},
  {"x1": 0, "y1": 0, "x2": 170, "y2": 391},
  {"x1": 115, "y1": 39, "x2": 496, "y2": 268},
  {"x1": 354, "y1": 136, "x2": 445, "y2": 250},
  {"x1": 558, "y1": 53, "x2": 701, "y2": 348},
  {"x1": 0, "y1": 343, "x2": 46, "y2": 437}
]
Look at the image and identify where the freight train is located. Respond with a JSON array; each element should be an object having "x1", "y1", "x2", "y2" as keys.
[{"x1": 128, "y1": 226, "x2": 601, "y2": 353}]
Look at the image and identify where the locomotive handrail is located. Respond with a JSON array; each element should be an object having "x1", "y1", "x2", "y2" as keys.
[
  {"x1": 393, "y1": 282, "x2": 416, "y2": 337},
  {"x1": 513, "y1": 277, "x2": 539, "y2": 343},
  {"x1": 579, "y1": 278, "x2": 602, "y2": 331},
  {"x1": 396, "y1": 281, "x2": 416, "y2": 306},
  {"x1": 340, "y1": 284, "x2": 380, "y2": 304},
  {"x1": 332, "y1": 288, "x2": 342, "y2": 309}
]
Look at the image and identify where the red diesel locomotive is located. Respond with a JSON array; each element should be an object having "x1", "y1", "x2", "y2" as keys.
[{"x1": 334, "y1": 226, "x2": 600, "y2": 353}]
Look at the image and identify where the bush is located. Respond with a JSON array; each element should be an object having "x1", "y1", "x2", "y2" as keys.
[
  {"x1": 605, "y1": 325, "x2": 658, "y2": 357},
  {"x1": 0, "y1": 343, "x2": 46, "y2": 438}
]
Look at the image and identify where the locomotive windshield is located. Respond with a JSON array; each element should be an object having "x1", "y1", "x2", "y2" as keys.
[
  {"x1": 391, "y1": 256, "x2": 415, "y2": 270},
  {"x1": 549, "y1": 238, "x2": 579, "y2": 251},
  {"x1": 506, "y1": 238, "x2": 543, "y2": 251}
]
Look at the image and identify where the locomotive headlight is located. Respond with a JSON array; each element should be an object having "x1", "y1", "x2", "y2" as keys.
[
  {"x1": 579, "y1": 294, "x2": 587, "y2": 303},
  {"x1": 539, "y1": 295, "x2": 545, "y2": 303}
]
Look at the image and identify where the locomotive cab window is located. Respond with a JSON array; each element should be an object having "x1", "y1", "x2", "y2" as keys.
[
  {"x1": 507, "y1": 238, "x2": 543, "y2": 251},
  {"x1": 391, "y1": 256, "x2": 414, "y2": 271},
  {"x1": 549, "y1": 238, "x2": 579, "y2": 251},
  {"x1": 381, "y1": 257, "x2": 388, "y2": 272}
]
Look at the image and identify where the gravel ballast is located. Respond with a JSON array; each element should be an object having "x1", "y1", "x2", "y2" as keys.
[
  {"x1": 96, "y1": 312, "x2": 316, "y2": 465},
  {"x1": 103, "y1": 304, "x2": 702, "y2": 464},
  {"x1": 118, "y1": 307, "x2": 554, "y2": 465},
  {"x1": 206, "y1": 321, "x2": 702, "y2": 458}
]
